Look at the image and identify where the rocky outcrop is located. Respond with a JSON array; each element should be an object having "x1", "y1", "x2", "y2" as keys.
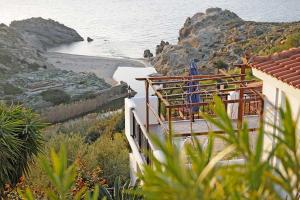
[
  {"x1": 155, "y1": 40, "x2": 169, "y2": 55},
  {"x1": 10, "y1": 17, "x2": 83, "y2": 50},
  {"x1": 151, "y1": 8, "x2": 300, "y2": 75},
  {"x1": 0, "y1": 23, "x2": 50, "y2": 75},
  {"x1": 143, "y1": 49, "x2": 153, "y2": 58},
  {"x1": 0, "y1": 18, "x2": 110, "y2": 110},
  {"x1": 87, "y1": 37, "x2": 94, "y2": 42}
]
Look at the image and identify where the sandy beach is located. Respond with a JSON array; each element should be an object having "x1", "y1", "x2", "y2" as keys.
[{"x1": 45, "y1": 52, "x2": 147, "y2": 85}]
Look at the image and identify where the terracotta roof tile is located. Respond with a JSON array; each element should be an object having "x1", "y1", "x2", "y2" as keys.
[{"x1": 249, "y1": 48, "x2": 300, "y2": 89}]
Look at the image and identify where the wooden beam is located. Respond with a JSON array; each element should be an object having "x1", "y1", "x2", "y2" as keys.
[
  {"x1": 149, "y1": 74, "x2": 246, "y2": 85},
  {"x1": 135, "y1": 74, "x2": 242, "y2": 81},
  {"x1": 157, "y1": 80, "x2": 257, "y2": 92},
  {"x1": 167, "y1": 98, "x2": 262, "y2": 109},
  {"x1": 163, "y1": 86, "x2": 262, "y2": 99},
  {"x1": 145, "y1": 81, "x2": 149, "y2": 132},
  {"x1": 147, "y1": 79, "x2": 170, "y2": 106}
]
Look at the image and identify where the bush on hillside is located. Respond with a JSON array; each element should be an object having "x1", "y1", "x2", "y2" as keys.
[
  {"x1": 2, "y1": 82, "x2": 23, "y2": 95},
  {"x1": 40, "y1": 89, "x2": 71, "y2": 105},
  {"x1": 84, "y1": 133, "x2": 129, "y2": 185},
  {"x1": 28, "y1": 133, "x2": 129, "y2": 188},
  {"x1": 213, "y1": 60, "x2": 229, "y2": 70}
]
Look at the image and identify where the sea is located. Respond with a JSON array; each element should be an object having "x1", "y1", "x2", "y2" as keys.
[{"x1": 1, "y1": 0, "x2": 300, "y2": 59}]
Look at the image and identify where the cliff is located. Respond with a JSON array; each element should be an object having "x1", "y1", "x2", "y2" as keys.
[{"x1": 151, "y1": 8, "x2": 300, "y2": 75}]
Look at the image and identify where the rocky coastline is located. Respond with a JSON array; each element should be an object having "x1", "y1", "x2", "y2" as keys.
[
  {"x1": 150, "y1": 8, "x2": 300, "y2": 75},
  {"x1": 0, "y1": 18, "x2": 140, "y2": 112}
]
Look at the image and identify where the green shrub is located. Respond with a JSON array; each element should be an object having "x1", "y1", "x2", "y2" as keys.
[
  {"x1": 0, "y1": 104, "x2": 45, "y2": 191},
  {"x1": 2, "y1": 82, "x2": 23, "y2": 95},
  {"x1": 268, "y1": 32, "x2": 300, "y2": 54},
  {"x1": 27, "y1": 63, "x2": 41, "y2": 70},
  {"x1": 213, "y1": 60, "x2": 229, "y2": 70},
  {"x1": 41, "y1": 89, "x2": 71, "y2": 105},
  {"x1": 84, "y1": 133, "x2": 129, "y2": 185}
]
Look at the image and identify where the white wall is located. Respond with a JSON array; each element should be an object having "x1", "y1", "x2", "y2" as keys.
[
  {"x1": 252, "y1": 69, "x2": 300, "y2": 160},
  {"x1": 124, "y1": 96, "x2": 159, "y2": 182}
]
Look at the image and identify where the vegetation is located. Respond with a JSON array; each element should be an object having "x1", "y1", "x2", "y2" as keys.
[
  {"x1": 213, "y1": 60, "x2": 229, "y2": 70},
  {"x1": 2, "y1": 82, "x2": 23, "y2": 95},
  {"x1": 140, "y1": 97, "x2": 300, "y2": 200},
  {"x1": 19, "y1": 146, "x2": 139, "y2": 200},
  {"x1": 0, "y1": 104, "x2": 45, "y2": 194},
  {"x1": 267, "y1": 32, "x2": 300, "y2": 54},
  {"x1": 41, "y1": 91, "x2": 126, "y2": 123},
  {"x1": 2, "y1": 94, "x2": 300, "y2": 200},
  {"x1": 41, "y1": 89, "x2": 71, "y2": 105}
]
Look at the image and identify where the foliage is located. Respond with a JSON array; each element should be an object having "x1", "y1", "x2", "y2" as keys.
[
  {"x1": 83, "y1": 133, "x2": 130, "y2": 185},
  {"x1": 99, "y1": 177, "x2": 142, "y2": 200},
  {"x1": 213, "y1": 60, "x2": 229, "y2": 70},
  {"x1": 41, "y1": 89, "x2": 71, "y2": 106},
  {"x1": 18, "y1": 145, "x2": 100, "y2": 200},
  {"x1": 267, "y1": 32, "x2": 300, "y2": 54},
  {"x1": 139, "y1": 96, "x2": 300, "y2": 200},
  {"x1": 0, "y1": 104, "x2": 45, "y2": 191},
  {"x1": 2, "y1": 82, "x2": 23, "y2": 95}
]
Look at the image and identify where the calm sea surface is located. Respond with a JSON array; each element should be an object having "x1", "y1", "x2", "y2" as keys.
[{"x1": 1, "y1": 0, "x2": 300, "y2": 59}]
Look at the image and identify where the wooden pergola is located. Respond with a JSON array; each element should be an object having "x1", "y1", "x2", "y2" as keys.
[{"x1": 136, "y1": 64, "x2": 264, "y2": 137}]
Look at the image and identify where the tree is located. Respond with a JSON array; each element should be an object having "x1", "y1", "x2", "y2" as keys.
[
  {"x1": 0, "y1": 104, "x2": 45, "y2": 192},
  {"x1": 139, "y1": 97, "x2": 300, "y2": 200}
]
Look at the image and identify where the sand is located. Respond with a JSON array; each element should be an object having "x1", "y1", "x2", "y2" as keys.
[{"x1": 45, "y1": 52, "x2": 147, "y2": 85}]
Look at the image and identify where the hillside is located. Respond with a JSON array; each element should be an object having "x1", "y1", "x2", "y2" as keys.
[
  {"x1": 0, "y1": 18, "x2": 110, "y2": 110},
  {"x1": 151, "y1": 8, "x2": 300, "y2": 75}
]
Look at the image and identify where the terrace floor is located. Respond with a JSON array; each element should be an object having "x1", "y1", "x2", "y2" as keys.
[{"x1": 149, "y1": 115, "x2": 260, "y2": 137}]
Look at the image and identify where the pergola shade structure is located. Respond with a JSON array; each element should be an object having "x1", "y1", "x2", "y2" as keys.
[{"x1": 136, "y1": 65, "x2": 264, "y2": 137}]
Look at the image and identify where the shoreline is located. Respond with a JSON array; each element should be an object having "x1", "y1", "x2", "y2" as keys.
[{"x1": 45, "y1": 51, "x2": 151, "y2": 85}]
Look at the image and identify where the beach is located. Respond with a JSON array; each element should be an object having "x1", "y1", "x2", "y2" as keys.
[{"x1": 45, "y1": 52, "x2": 147, "y2": 85}]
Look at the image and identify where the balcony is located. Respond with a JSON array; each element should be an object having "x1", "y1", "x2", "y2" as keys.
[{"x1": 125, "y1": 67, "x2": 264, "y2": 180}]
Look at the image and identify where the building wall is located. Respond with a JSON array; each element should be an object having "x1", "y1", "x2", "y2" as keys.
[
  {"x1": 124, "y1": 96, "x2": 159, "y2": 183},
  {"x1": 252, "y1": 69, "x2": 300, "y2": 160}
]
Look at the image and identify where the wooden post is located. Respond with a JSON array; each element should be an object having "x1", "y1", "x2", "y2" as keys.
[
  {"x1": 167, "y1": 107, "x2": 173, "y2": 139},
  {"x1": 238, "y1": 65, "x2": 245, "y2": 128},
  {"x1": 158, "y1": 98, "x2": 161, "y2": 120},
  {"x1": 259, "y1": 96, "x2": 265, "y2": 123},
  {"x1": 146, "y1": 81, "x2": 150, "y2": 132}
]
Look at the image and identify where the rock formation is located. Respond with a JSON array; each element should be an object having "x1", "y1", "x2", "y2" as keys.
[
  {"x1": 151, "y1": 8, "x2": 300, "y2": 75},
  {"x1": 87, "y1": 37, "x2": 94, "y2": 42},
  {"x1": 143, "y1": 49, "x2": 153, "y2": 58},
  {"x1": 10, "y1": 17, "x2": 83, "y2": 50},
  {"x1": 0, "y1": 23, "x2": 50, "y2": 75},
  {"x1": 0, "y1": 18, "x2": 110, "y2": 110}
]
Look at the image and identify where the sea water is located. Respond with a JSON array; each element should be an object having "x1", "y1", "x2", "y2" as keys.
[{"x1": 1, "y1": 0, "x2": 300, "y2": 59}]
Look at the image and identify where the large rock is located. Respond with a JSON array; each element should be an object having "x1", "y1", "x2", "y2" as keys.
[
  {"x1": 152, "y1": 8, "x2": 300, "y2": 75},
  {"x1": 143, "y1": 49, "x2": 153, "y2": 58},
  {"x1": 10, "y1": 17, "x2": 83, "y2": 50},
  {"x1": 0, "y1": 23, "x2": 50, "y2": 75}
]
